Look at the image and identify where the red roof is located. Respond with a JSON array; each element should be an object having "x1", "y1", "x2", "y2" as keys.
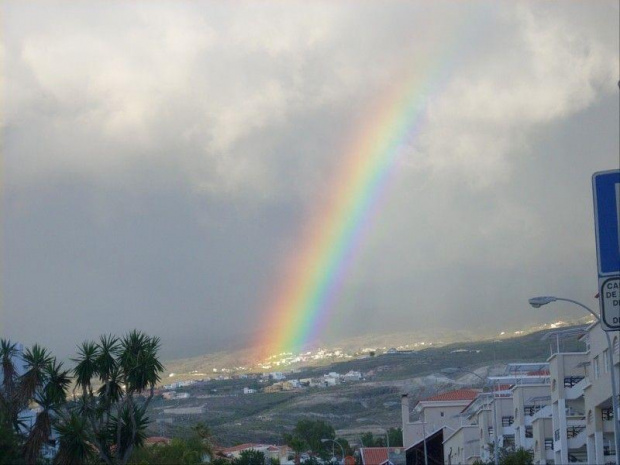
[
  {"x1": 221, "y1": 443, "x2": 265, "y2": 454},
  {"x1": 145, "y1": 437, "x2": 171, "y2": 446},
  {"x1": 360, "y1": 448, "x2": 402, "y2": 465},
  {"x1": 423, "y1": 389, "x2": 480, "y2": 402}
]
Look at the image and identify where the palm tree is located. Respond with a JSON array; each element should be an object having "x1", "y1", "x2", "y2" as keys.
[
  {"x1": 69, "y1": 330, "x2": 164, "y2": 465},
  {"x1": 1, "y1": 332, "x2": 163, "y2": 465},
  {"x1": 0, "y1": 339, "x2": 21, "y2": 430},
  {"x1": 0, "y1": 339, "x2": 71, "y2": 464},
  {"x1": 20, "y1": 345, "x2": 54, "y2": 406},
  {"x1": 22, "y1": 356, "x2": 70, "y2": 465},
  {"x1": 284, "y1": 434, "x2": 307, "y2": 465},
  {"x1": 54, "y1": 411, "x2": 94, "y2": 465}
]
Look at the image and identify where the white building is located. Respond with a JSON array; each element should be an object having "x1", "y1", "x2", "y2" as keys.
[
  {"x1": 344, "y1": 370, "x2": 363, "y2": 381},
  {"x1": 582, "y1": 322, "x2": 618, "y2": 464},
  {"x1": 402, "y1": 389, "x2": 480, "y2": 447}
]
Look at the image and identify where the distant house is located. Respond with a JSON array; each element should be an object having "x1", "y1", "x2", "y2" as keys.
[
  {"x1": 220, "y1": 443, "x2": 291, "y2": 463},
  {"x1": 264, "y1": 383, "x2": 284, "y2": 393},
  {"x1": 145, "y1": 437, "x2": 172, "y2": 446},
  {"x1": 162, "y1": 391, "x2": 190, "y2": 400},
  {"x1": 343, "y1": 371, "x2": 362, "y2": 382},
  {"x1": 243, "y1": 387, "x2": 257, "y2": 394}
]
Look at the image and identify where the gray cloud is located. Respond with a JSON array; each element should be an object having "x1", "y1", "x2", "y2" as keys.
[{"x1": 2, "y1": 1, "x2": 618, "y2": 359}]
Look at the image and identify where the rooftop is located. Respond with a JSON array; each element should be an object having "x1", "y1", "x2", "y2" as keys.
[
  {"x1": 423, "y1": 389, "x2": 480, "y2": 402},
  {"x1": 360, "y1": 448, "x2": 404, "y2": 465}
]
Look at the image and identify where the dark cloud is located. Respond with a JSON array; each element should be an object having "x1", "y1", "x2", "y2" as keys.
[{"x1": 2, "y1": 1, "x2": 618, "y2": 359}]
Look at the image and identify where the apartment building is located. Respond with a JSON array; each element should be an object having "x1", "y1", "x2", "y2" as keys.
[
  {"x1": 436, "y1": 364, "x2": 550, "y2": 464},
  {"x1": 512, "y1": 384, "x2": 551, "y2": 451},
  {"x1": 401, "y1": 389, "x2": 481, "y2": 447},
  {"x1": 531, "y1": 407, "x2": 554, "y2": 464},
  {"x1": 582, "y1": 321, "x2": 618, "y2": 464},
  {"x1": 547, "y1": 335, "x2": 589, "y2": 463},
  {"x1": 443, "y1": 425, "x2": 479, "y2": 465},
  {"x1": 402, "y1": 389, "x2": 480, "y2": 465}
]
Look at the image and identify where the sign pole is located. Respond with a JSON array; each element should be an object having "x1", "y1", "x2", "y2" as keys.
[{"x1": 592, "y1": 170, "x2": 620, "y2": 459}]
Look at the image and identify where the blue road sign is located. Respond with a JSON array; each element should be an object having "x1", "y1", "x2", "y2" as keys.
[{"x1": 593, "y1": 170, "x2": 620, "y2": 277}]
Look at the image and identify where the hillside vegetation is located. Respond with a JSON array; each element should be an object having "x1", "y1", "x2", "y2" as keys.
[{"x1": 151, "y1": 327, "x2": 586, "y2": 445}]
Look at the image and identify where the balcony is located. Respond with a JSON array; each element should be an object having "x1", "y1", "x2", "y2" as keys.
[
  {"x1": 567, "y1": 426, "x2": 587, "y2": 449},
  {"x1": 564, "y1": 376, "x2": 585, "y2": 388},
  {"x1": 524, "y1": 405, "x2": 544, "y2": 416},
  {"x1": 564, "y1": 376, "x2": 588, "y2": 400},
  {"x1": 532, "y1": 404, "x2": 552, "y2": 421},
  {"x1": 565, "y1": 406, "x2": 585, "y2": 418}
]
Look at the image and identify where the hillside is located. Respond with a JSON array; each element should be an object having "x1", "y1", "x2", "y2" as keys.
[{"x1": 149, "y1": 325, "x2": 587, "y2": 445}]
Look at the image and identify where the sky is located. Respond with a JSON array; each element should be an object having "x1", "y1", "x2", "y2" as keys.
[{"x1": 1, "y1": 1, "x2": 619, "y2": 360}]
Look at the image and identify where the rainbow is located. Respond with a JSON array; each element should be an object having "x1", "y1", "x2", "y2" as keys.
[{"x1": 257, "y1": 59, "x2": 450, "y2": 359}]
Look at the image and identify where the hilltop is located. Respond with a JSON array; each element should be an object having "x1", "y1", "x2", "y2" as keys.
[
  {"x1": 149, "y1": 324, "x2": 588, "y2": 446},
  {"x1": 161, "y1": 315, "x2": 592, "y2": 381}
]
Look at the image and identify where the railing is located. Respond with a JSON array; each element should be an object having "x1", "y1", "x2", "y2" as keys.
[
  {"x1": 503, "y1": 435, "x2": 515, "y2": 448},
  {"x1": 564, "y1": 376, "x2": 585, "y2": 387},
  {"x1": 502, "y1": 416, "x2": 514, "y2": 426},
  {"x1": 604, "y1": 445, "x2": 617, "y2": 456},
  {"x1": 565, "y1": 406, "x2": 584, "y2": 417},
  {"x1": 603, "y1": 407, "x2": 614, "y2": 421},
  {"x1": 566, "y1": 426, "x2": 585, "y2": 438},
  {"x1": 545, "y1": 438, "x2": 554, "y2": 450},
  {"x1": 524, "y1": 405, "x2": 544, "y2": 416}
]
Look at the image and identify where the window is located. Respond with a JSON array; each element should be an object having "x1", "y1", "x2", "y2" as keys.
[
  {"x1": 588, "y1": 410, "x2": 593, "y2": 424},
  {"x1": 552, "y1": 379, "x2": 556, "y2": 391},
  {"x1": 602, "y1": 408, "x2": 614, "y2": 421},
  {"x1": 525, "y1": 426, "x2": 533, "y2": 438},
  {"x1": 604, "y1": 349, "x2": 610, "y2": 373},
  {"x1": 440, "y1": 411, "x2": 444, "y2": 417},
  {"x1": 614, "y1": 336, "x2": 619, "y2": 356},
  {"x1": 594, "y1": 356, "x2": 600, "y2": 379}
]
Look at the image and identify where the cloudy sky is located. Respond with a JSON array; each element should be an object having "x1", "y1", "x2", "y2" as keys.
[{"x1": 2, "y1": 1, "x2": 619, "y2": 360}]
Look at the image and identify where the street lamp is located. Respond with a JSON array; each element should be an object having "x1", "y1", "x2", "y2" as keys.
[
  {"x1": 442, "y1": 367, "x2": 500, "y2": 465},
  {"x1": 321, "y1": 439, "x2": 345, "y2": 464},
  {"x1": 528, "y1": 295, "x2": 620, "y2": 460}
]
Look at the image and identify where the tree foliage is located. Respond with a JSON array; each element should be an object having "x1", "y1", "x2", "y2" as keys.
[
  {"x1": 292, "y1": 419, "x2": 335, "y2": 459},
  {"x1": 58, "y1": 331, "x2": 164, "y2": 465},
  {"x1": 0, "y1": 339, "x2": 70, "y2": 465},
  {"x1": 128, "y1": 423, "x2": 212, "y2": 465}
]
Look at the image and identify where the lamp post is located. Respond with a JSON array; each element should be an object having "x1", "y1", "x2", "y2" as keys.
[
  {"x1": 529, "y1": 296, "x2": 620, "y2": 460},
  {"x1": 420, "y1": 415, "x2": 428, "y2": 465},
  {"x1": 442, "y1": 367, "x2": 500, "y2": 465},
  {"x1": 321, "y1": 439, "x2": 345, "y2": 465}
]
